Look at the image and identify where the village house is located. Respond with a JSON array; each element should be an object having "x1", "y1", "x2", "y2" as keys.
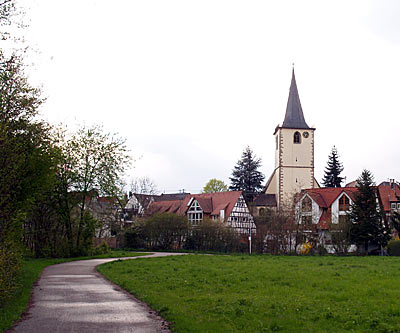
[
  {"x1": 146, "y1": 191, "x2": 256, "y2": 234},
  {"x1": 123, "y1": 192, "x2": 189, "y2": 221},
  {"x1": 377, "y1": 180, "x2": 400, "y2": 220}
]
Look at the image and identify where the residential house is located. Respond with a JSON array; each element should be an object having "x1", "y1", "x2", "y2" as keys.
[
  {"x1": 295, "y1": 187, "x2": 358, "y2": 249},
  {"x1": 377, "y1": 180, "x2": 400, "y2": 221},
  {"x1": 147, "y1": 191, "x2": 256, "y2": 234},
  {"x1": 124, "y1": 192, "x2": 189, "y2": 221}
]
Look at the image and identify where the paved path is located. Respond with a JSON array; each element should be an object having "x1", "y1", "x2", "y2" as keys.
[{"x1": 10, "y1": 253, "x2": 188, "y2": 333}]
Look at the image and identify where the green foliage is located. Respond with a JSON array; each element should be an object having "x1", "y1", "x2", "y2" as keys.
[
  {"x1": 142, "y1": 213, "x2": 188, "y2": 250},
  {"x1": 184, "y1": 218, "x2": 240, "y2": 252},
  {"x1": 349, "y1": 170, "x2": 391, "y2": 253},
  {"x1": 229, "y1": 146, "x2": 265, "y2": 201},
  {"x1": 124, "y1": 214, "x2": 242, "y2": 252},
  {"x1": 92, "y1": 241, "x2": 111, "y2": 256},
  {"x1": 0, "y1": 242, "x2": 21, "y2": 306},
  {"x1": 0, "y1": 50, "x2": 56, "y2": 302},
  {"x1": 55, "y1": 125, "x2": 131, "y2": 250},
  {"x1": 202, "y1": 178, "x2": 228, "y2": 193},
  {"x1": 322, "y1": 146, "x2": 344, "y2": 187},
  {"x1": 99, "y1": 255, "x2": 400, "y2": 332},
  {"x1": 23, "y1": 125, "x2": 131, "y2": 258},
  {"x1": 387, "y1": 240, "x2": 400, "y2": 256},
  {"x1": 391, "y1": 211, "x2": 400, "y2": 234}
]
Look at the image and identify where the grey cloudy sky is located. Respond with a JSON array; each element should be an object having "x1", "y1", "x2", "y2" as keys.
[{"x1": 18, "y1": 0, "x2": 400, "y2": 193}]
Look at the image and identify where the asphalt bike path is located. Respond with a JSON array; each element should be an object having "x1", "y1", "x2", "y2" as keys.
[{"x1": 9, "y1": 252, "x2": 188, "y2": 333}]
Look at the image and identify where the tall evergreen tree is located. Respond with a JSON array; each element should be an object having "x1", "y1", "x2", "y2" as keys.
[
  {"x1": 229, "y1": 146, "x2": 265, "y2": 201},
  {"x1": 322, "y1": 146, "x2": 344, "y2": 187},
  {"x1": 349, "y1": 169, "x2": 390, "y2": 254}
]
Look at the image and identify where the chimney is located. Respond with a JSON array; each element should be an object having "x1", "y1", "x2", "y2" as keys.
[
  {"x1": 390, "y1": 179, "x2": 395, "y2": 189},
  {"x1": 129, "y1": 191, "x2": 133, "y2": 198}
]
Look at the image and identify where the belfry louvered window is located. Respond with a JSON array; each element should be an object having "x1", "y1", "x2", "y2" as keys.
[{"x1": 294, "y1": 131, "x2": 301, "y2": 144}]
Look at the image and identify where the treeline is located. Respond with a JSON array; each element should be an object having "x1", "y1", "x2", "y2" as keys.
[
  {"x1": 0, "y1": 52, "x2": 130, "y2": 305},
  {"x1": 125, "y1": 214, "x2": 244, "y2": 253}
]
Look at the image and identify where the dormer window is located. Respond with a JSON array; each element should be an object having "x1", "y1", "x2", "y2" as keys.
[
  {"x1": 339, "y1": 195, "x2": 350, "y2": 211},
  {"x1": 188, "y1": 200, "x2": 203, "y2": 225},
  {"x1": 294, "y1": 131, "x2": 301, "y2": 144},
  {"x1": 302, "y1": 196, "x2": 312, "y2": 212}
]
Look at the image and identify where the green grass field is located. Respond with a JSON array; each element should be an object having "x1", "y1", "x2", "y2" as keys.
[
  {"x1": 98, "y1": 255, "x2": 400, "y2": 332},
  {"x1": 0, "y1": 251, "x2": 150, "y2": 332}
]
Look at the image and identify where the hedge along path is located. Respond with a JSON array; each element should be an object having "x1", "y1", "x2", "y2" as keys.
[{"x1": 10, "y1": 253, "x2": 188, "y2": 333}]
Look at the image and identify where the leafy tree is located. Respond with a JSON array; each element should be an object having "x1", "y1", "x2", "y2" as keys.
[
  {"x1": 56, "y1": 125, "x2": 131, "y2": 254},
  {"x1": 391, "y1": 211, "x2": 400, "y2": 235},
  {"x1": 322, "y1": 146, "x2": 344, "y2": 187},
  {"x1": 229, "y1": 146, "x2": 265, "y2": 201},
  {"x1": 349, "y1": 170, "x2": 391, "y2": 254},
  {"x1": 0, "y1": 50, "x2": 56, "y2": 299},
  {"x1": 203, "y1": 178, "x2": 228, "y2": 193}
]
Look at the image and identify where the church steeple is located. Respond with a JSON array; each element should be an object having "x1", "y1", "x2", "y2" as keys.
[{"x1": 282, "y1": 68, "x2": 310, "y2": 129}]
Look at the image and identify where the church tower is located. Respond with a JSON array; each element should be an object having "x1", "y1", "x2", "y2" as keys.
[{"x1": 265, "y1": 69, "x2": 318, "y2": 208}]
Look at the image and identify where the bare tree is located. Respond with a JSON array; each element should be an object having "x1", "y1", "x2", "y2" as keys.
[{"x1": 130, "y1": 176, "x2": 158, "y2": 195}]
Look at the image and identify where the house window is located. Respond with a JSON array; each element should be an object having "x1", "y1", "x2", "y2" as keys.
[
  {"x1": 397, "y1": 203, "x2": 400, "y2": 210},
  {"x1": 187, "y1": 201, "x2": 203, "y2": 225},
  {"x1": 339, "y1": 195, "x2": 350, "y2": 211},
  {"x1": 302, "y1": 196, "x2": 312, "y2": 212},
  {"x1": 294, "y1": 131, "x2": 301, "y2": 144},
  {"x1": 301, "y1": 216, "x2": 312, "y2": 225}
]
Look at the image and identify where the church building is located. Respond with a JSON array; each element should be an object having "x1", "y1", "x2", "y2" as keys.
[{"x1": 264, "y1": 69, "x2": 319, "y2": 209}]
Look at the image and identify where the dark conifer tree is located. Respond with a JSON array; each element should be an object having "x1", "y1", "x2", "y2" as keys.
[
  {"x1": 322, "y1": 146, "x2": 344, "y2": 187},
  {"x1": 229, "y1": 146, "x2": 265, "y2": 201},
  {"x1": 349, "y1": 170, "x2": 390, "y2": 254}
]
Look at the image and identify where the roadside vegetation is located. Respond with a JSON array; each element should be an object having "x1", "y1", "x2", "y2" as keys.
[
  {"x1": 99, "y1": 255, "x2": 400, "y2": 332},
  {"x1": 0, "y1": 251, "x2": 149, "y2": 332}
]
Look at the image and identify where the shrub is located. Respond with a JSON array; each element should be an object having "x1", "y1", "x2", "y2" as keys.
[
  {"x1": 92, "y1": 241, "x2": 111, "y2": 255},
  {"x1": 184, "y1": 218, "x2": 240, "y2": 252},
  {"x1": 0, "y1": 242, "x2": 21, "y2": 306},
  {"x1": 387, "y1": 240, "x2": 400, "y2": 256}
]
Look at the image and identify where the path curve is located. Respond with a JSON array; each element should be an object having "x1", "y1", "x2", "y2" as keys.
[{"x1": 9, "y1": 252, "x2": 188, "y2": 333}]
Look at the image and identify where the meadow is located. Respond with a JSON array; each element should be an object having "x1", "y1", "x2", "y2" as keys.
[
  {"x1": 98, "y1": 255, "x2": 400, "y2": 332},
  {"x1": 0, "y1": 251, "x2": 149, "y2": 332}
]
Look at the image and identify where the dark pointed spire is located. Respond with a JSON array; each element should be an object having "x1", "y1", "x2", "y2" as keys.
[{"x1": 282, "y1": 68, "x2": 310, "y2": 129}]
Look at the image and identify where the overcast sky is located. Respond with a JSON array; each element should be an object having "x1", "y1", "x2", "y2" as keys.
[{"x1": 17, "y1": 0, "x2": 400, "y2": 193}]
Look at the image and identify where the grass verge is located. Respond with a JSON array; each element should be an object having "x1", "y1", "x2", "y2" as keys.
[
  {"x1": 0, "y1": 251, "x2": 149, "y2": 332},
  {"x1": 98, "y1": 255, "x2": 400, "y2": 332}
]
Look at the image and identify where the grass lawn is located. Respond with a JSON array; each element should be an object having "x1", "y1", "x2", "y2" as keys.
[
  {"x1": 98, "y1": 255, "x2": 400, "y2": 332},
  {"x1": 0, "y1": 250, "x2": 150, "y2": 332}
]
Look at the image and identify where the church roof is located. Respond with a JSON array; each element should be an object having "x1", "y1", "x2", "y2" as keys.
[{"x1": 282, "y1": 69, "x2": 310, "y2": 129}]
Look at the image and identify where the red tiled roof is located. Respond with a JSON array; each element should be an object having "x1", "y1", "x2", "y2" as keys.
[
  {"x1": 146, "y1": 191, "x2": 245, "y2": 222},
  {"x1": 317, "y1": 209, "x2": 331, "y2": 230},
  {"x1": 146, "y1": 200, "x2": 184, "y2": 215},
  {"x1": 181, "y1": 191, "x2": 243, "y2": 221},
  {"x1": 378, "y1": 183, "x2": 400, "y2": 212},
  {"x1": 253, "y1": 194, "x2": 277, "y2": 206},
  {"x1": 301, "y1": 187, "x2": 358, "y2": 208}
]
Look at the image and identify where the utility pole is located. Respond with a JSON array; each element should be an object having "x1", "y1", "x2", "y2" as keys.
[{"x1": 249, "y1": 226, "x2": 252, "y2": 254}]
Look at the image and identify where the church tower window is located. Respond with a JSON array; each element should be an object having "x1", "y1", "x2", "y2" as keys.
[{"x1": 294, "y1": 131, "x2": 301, "y2": 144}]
